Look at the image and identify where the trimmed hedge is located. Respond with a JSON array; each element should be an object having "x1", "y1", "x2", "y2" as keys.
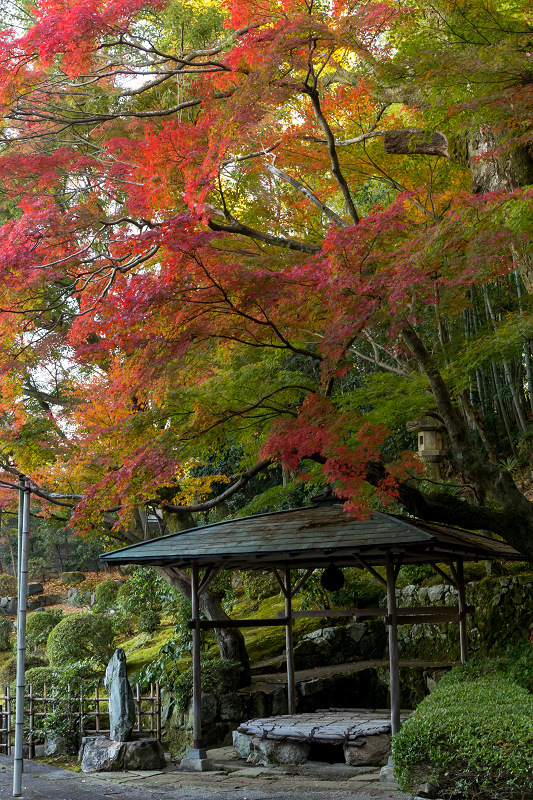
[
  {"x1": 26, "y1": 610, "x2": 63, "y2": 651},
  {"x1": 393, "y1": 666, "x2": 533, "y2": 799},
  {"x1": 47, "y1": 613, "x2": 115, "y2": 667},
  {"x1": 94, "y1": 580, "x2": 119, "y2": 608}
]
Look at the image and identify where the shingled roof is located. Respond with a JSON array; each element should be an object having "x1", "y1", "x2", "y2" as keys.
[{"x1": 100, "y1": 503, "x2": 523, "y2": 570}]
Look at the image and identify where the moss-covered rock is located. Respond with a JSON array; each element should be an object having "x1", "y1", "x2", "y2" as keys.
[{"x1": 60, "y1": 571, "x2": 85, "y2": 586}]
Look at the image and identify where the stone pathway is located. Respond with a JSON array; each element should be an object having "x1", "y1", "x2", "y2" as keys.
[{"x1": 0, "y1": 748, "x2": 412, "y2": 800}]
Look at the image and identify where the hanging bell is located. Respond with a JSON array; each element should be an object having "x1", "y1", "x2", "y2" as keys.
[{"x1": 320, "y1": 564, "x2": 345, "y2": 592}]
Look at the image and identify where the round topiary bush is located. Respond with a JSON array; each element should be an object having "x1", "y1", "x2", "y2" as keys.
[
  {"x1": 0, "y1": 574, "x2": 17, "y2": 597},
  {"x1": 26, "y1": 610, "x2": 63, "y2": 652},
  {"x1": 60, "y1": 571, "x2": 85, "y2": 586},
  {"x1": 46, "y1": 613, "x2": 115, "y2": 667},
  {"x1": 94, "y1": 580, "x2": 119, "y2": 609},
  {"x1": 0, "y1": 617, "x2": 12, "y2": 651},
  {"x1": 22, "y1": 666, "x2": 56, "y2": 694}
]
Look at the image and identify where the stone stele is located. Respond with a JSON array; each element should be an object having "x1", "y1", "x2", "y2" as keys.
[{"x1": 104, "y1": 648, "x2": 136, "y2": 742}]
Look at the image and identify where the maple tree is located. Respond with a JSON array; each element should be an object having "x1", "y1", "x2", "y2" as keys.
[{"x1": 0, "y1": 0, "x2": 530, "y2": 669}]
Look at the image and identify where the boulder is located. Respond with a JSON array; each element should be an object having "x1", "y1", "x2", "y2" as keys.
[
  {"x1": 232, "y1": 730, "x2": 254, "y2": 759},
  {"x1": 104, "y1": 649, "x2": 135, "y2": 742},
  {"x1": 344, "y1": 733, "x2": 391, "y2": 766},
  {"x1": 66, "y1": 587, "x2": 81, "y2": 607},
  {"x1": 123, "y1": 738, "x2": 166, "y2": 770},
  {"x1": 60, "y1": 571, "x2": 85, "y2": 586},
  {"x1": 4, "y1": 597, "x2": 16, "y2": 615},
  {"x1": 27, "y1": 583, "x2": 44, "y2": 597},
  {"x1": 248, "y1": 736, "x2": 309, "y2": 765},
  {"x1": 79, "y1": 736, "x2": 126, "y2": 772},
  {"x1": 44, "y1": 732, "x2": 67, "y2": 756},
  {"x1": 27, "y1": 598, "x2": 43, "y2": 611}
]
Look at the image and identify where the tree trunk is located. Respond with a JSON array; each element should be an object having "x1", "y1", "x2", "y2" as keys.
[{"x1": 156, "y1": 565, "x2": 251, "y2": 687}]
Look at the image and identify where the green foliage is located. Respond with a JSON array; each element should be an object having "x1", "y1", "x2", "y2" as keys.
[
  {"x1": 46, "y1": 614, "x2": 115, "y2": 667},
  {"x1": 0, "y1": 574, "x2": 17, "y2": 596},
  {"x1": 23, "y1": 666, "x2": 55, "y2": 694},
  {"x1": 393, "y1": 665, "x2": 533, "y2": 799},
  {"x1": 296, "y1": 567, "x2": 386, "y2": 611},
  {"x1": 138, "y1": 609, "x2": 161, "y2": 634},
  {"x1": 172, "y1": 657, "x2": 243, "y2": 714},
  {"x1": 26, "y1": 610, "x2": 62, "y2": 652},
  {"x1": 60, "y1": 571, "x2": 85, "y2": 586},
  {"x1": 241, "y1": 570, "x2": 279, "y2": 602},
  {"x1": 94, "y1": 580, "x2": 119, "y2": 609},
  {"x1": 0, "y1": 617, "x2": 11, "y2": 651},
  {"x1": 0, "y1": 654, "x2": 47, "y2": 686},
  {"x1": 398, "y1": 564, "x2": 434, "y2": 587}
]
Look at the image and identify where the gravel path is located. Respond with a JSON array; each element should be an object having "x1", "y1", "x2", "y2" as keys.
[{"x1": 0, "y1": 751, "x2": 412, "y2": 800}]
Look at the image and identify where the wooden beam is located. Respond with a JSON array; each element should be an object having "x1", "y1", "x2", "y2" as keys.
[
  {"x1": 290, "y1": 568, "x2": 315, "y2": 598},
  {"x1": 429, "y1": 561, "x2": 458, "y2": 589},
  {"x1": 391, "y1": 613, "x2": 462, "y2": 624},
  {"x1": 353, "y1": 555, "x2": 387, "y2": 588},
  {"x1": 190, "y1": 562, "x2": 205, "y2": 756},
  {"x1": 457, "y1": 559, "x2": 469, "y2": 663},
  {"x1": 285, "y1": 567, "x2": 296, "y2": 715},
  {"x1": 188, "y1": 617, "x2": 289, "y2": 630},
  {"x1": 386, "y1": 551, "x2": 401, "y2": 736}
]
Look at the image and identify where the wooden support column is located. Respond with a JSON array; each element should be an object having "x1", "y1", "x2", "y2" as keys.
[
  {"x1": 385, "y1": 550, "x2": 401, "y2": 736},
  {"x1": 284, "y1": 567, "x2": 296, "y2": 715},
  {"x1": 457, "y1": 559, "x2": 468, "y2": 663},
  {"x1": 189, "y1": 562, "x2": 206, "y2": 758}
]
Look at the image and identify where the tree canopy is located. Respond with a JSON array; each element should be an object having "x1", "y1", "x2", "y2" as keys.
[{"x1": 0, "y1": 0, "x2": 531, "y2": 559}]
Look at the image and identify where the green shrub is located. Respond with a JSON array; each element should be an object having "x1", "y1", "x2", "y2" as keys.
[
  {"x1": 94, "y1": 580, "x2": 119, "y2": 609},
  {"x1": 0, "y1": 574, "x2": 17, "y2": 596},
  {"x1": 0, "y1": 654, "x2": 47, "y2": 686},
  {"x1": 60, "y1": 571, "x2": 85, "y2": 586},
  {"x1": 47, "y1": 613, "x2": 115, "y2": 667},
  {"x1": 26, "y1": 610, "x2": 63, "y2": 652},
  {"x1": 393, "y1": 667, "x2": 533, "y2": 799},
  {"x1": 242, "y1": 570, "x2": 278, "y2": 601},
  {"x1": 22, "y1": 666, "x2": 56, "y2": 694},
  {"x1": 0, "y1": 617, "x2": 12, "y2": 651},
  {"x1": 138, "y1": 609, "x2": 160, "y2": 633}
]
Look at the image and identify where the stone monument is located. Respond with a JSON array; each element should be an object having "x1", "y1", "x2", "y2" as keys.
[
  {"x1": 104, "y1": 648, "x2": 135, "y2": 741},
  {"x1": 79, "y1": 648, "x2": 166, "y2": 772}
]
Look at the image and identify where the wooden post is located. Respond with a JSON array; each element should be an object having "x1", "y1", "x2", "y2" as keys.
[
  {"x1": 28, "y1": 684, "x2": 33, "y2": 759},
  {"x1": 385, "y1": 550, "x2": 401, "y2": 736},
  {"x1": 95, "y1": 684, "x2": 100, "y2": 733},
  {"x1": 189, "y1": 561, "x2": 206, "y2": 757},
  {"x1": 6, "y1": 686, "x2": 11, "y2": 756},
  {"x1": 284, "y1": 567, "x2": 296, "y2": 715},
  {"x1": 136, "y1": 683, "x2": 142, "y2": 732},
  {"x1": 457, "y1": 559, "x2": 468, "y2": 663},
  {"x1": 156, "y1": 683, "x2": 161, "y2": 741}
]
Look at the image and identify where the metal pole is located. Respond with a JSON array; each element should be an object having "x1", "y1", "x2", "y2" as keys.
[
  {"x1": 457, "y1": 559, "x2": 468, "y2": 663},
  {"x1": 284, "y1": 567, "x2": 296, "y2": 714},
  {"x1": 385, "y1": 550, "x2": 401, "y2": 736},
  {"x1": 17, "y1": 480, "x2": 23, "y2": 588},
  {"x1": 13, "y1": 482, "x2": 29, "y2": 796},
  {"x1": 189, "y1": 562, "x2": 206, "y2": 759}
]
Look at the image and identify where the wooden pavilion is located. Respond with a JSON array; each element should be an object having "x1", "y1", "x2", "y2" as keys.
[{"x1": 101, "y1": 497, "x2": 523, "y2": 767}]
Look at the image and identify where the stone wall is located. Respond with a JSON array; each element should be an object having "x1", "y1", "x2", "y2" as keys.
[{"x1": 396, "y1": 573, "x2": 533, "y2": 661}]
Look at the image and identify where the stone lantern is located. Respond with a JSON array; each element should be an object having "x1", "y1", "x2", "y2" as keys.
[{"x1": 406, "y1": 416, "x2": 446, "y2": 476}]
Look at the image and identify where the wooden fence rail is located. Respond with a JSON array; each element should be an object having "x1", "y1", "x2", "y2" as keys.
[{"x1": 0, "y1": 683, "x2": 162, "y2": 757}]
